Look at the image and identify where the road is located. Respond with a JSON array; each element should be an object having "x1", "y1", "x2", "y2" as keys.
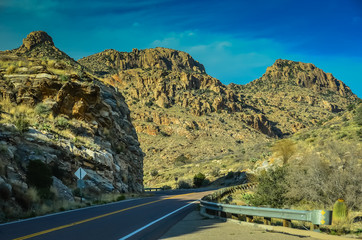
[{"x1": 0, "y1": 190, "x2": 213, "y2": 240}]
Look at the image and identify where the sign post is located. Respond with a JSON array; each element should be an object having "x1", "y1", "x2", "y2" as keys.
[{"x1": 75, "y1": 167, "x2": 87, "y2": 202}]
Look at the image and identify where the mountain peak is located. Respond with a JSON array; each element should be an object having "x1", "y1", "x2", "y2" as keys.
[
  {"x1": 78, "y1": 47, "x2": 206, "y2": 76},
  {"x1": 21, "y1": 31, "x2": 54, "y2": 51},
  {"x1": 257, "y1": 59, "x2": 355, "y2": 98},
  {"x1": 12, "y1": 31, "x2": 78, "y2": 65}
]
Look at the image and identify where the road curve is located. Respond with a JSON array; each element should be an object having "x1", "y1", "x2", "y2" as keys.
[{"x1": 0, "y1": 190, "x2": 213, "y2": 240}]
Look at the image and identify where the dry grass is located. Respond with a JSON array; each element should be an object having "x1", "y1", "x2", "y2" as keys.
[{"x1": 26, "y1": 187, "x2": 40, "y2": 203}]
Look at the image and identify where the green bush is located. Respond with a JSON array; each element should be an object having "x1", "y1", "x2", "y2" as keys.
[
  {"x1": 14, "y1": 113, "x2": 30, "y2": 133},
  {"x1": 174, "y1": 154, "x2": 190, "y2": 166},
  {"x1": 12, "y1": 185, "x2": 32, "y2": 210},
  {"x1": 60, "y1": 75, "x2": 69, "y2": 82},
  {"x1": 355, "y1": 104, "x2": 362, "y2": 125},
  {"x1": 55, "y1": 116, "x2": 69, "y2": 129},
  {"x1": 117, "y1": 195, "x2": 126, "y2": 201},
  {"x1": 193, "y1": 172, "x2": 206, "y2": 188},
  {"x1": 26, "y1": 160, "x2": 53, "y2": 199},
  {"x1": 162, "y1": 185, "x2": 172, "y2": 190},
  {"x1": 35, "y1": 103, "x2": 52, "y2": 116},
  {"x1": 177, "y1": 180, "x2": 192, "y2": 189},
  {"x1": 73, "y1": 188, "x2": 81, "y2": 197},
  {"x1": 251, "y1": 166, "x2": 287, "y2": 208},
  {"x1": 150, "y1": 169, "x2": 158, "y2": 177}
]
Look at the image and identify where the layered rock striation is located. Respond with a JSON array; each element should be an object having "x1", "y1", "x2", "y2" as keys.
[
  {"x1": 0, "y1": 31, "x2": 144, "y2": 205},
  {"x1": 78, "y1": 47, "x2": 206, "y2": 76}
]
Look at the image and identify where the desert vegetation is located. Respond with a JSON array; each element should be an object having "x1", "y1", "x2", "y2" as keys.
[{"x1": 217, "y1": 107, "x2": 362, "y2": 235}]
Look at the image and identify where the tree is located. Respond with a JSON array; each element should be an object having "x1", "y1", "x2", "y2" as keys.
[
  {"x1": 193, "y1": 172, "x2": 206, "y2": 188},
  {"x1": 251, "y1": 166, "x2": 288, "y2": 208},
  {"x1": 272, "y1": 139, "x2": 296, "y2": 165}
]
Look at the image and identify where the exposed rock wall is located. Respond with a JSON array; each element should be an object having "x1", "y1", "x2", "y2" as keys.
[
  {"x1": 78, "y1": 48, "x2": 206, "y2": 75},
  {"x1": 254, "y1": 59, "x2": 355, "y2": 98},
  {"x1": 0, "y1": 32, "x2": 144, "y2": 200}
]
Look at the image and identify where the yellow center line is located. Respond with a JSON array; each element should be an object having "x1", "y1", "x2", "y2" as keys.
[{"x1": 13, "y1": 192, "x2": 194, "y2": 240}]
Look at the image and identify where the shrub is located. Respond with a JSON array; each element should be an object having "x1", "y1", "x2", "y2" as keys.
[
  {"x1": 355, "y1": 104, "x2": 362, "y2": 125},
  {"x1": 73, "y1": 188, "x2": 81, "y2": 197},
  {"x1": 211, "y1": 167, "x2": 220, "y2": 177},
  {"x1": 26, "y1": 160, "x2": 53, "y2": 199},
  {"x1": 347, "y1": 104, "x2": 355, "y2": 111},
  {"x1": 150, "y1": 169, "x2": 158, "y2": 177},
  {"x1": 35, "y1": 103, "x2": 52, "y2": 116},
  {"x1": 47, "y1": 59, "x2": 56, "y2": 68},
  {"x1": 145, "y1": 100, "x2": 154, "y2": 107},
  {"x1": 177, "y1": 180, "x2": 192, "y2": 189},
  {"x1": 14, "y1": 113, "x2": 30, "y2": 133},
  {"x1": 117, "y1": 195, "x2": 125, "y2": 201},
  {"x1": 60, "y1": 75, "x2": 69, "y2": 82},
  {"x1": 6, "y1": 65, "x2": 17, "y2": 74},
  {"x1": 162, "y1": 185, "x2": 172, "y2": 190},
  {"x1": 271, "y1": 139, "x2": 296, "y2": 165},
  {"x1": 241, "y1": 193, "x2": 254, "y2": 205},
  {"x1": 12, "y1": 185, "x2": 32, "y2": 210},
  {"x1": 285, "y1": 143, "x2": 362, "y2": 211},
  {"x1": 114, "y1": 144, "x2": 125, "y2": 154},
  {"x1": 193, "y1": 172, "x2": 206, "y2": 188},
  {"x1": 174, "y1": 154, "x2": 190, "y2": 166},
  {"x1": 251, "y1": 166, "x2": 288, "y2": 208}
]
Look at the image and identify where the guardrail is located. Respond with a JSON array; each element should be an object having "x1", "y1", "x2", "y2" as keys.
[
  {"x1": 202, "y1": 182, "x2": 257, "y2": 202},
  {"x1": 200, "y1": 182, "x2": 333, "y2": 231},
  {"x1": 144, "y1": 187, "x2": 164, "y2": 192}
]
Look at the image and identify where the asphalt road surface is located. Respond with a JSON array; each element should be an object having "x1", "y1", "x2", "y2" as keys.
[{"x1": 0, "y1": 190, "x2": 213, "y2": 240}]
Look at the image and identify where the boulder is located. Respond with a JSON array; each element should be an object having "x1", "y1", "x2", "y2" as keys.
[{"x1": 52, "y1": 177, "x2": 74, "y2": 201}]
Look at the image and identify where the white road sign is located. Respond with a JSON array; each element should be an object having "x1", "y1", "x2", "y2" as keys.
[{"x1": 75, "y1": 167, "x2": 87, "y2": 180}]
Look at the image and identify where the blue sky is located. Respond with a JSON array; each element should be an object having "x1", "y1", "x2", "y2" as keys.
[{"x1": 1, "y1": 0, "x2": 361, "y2": 98}]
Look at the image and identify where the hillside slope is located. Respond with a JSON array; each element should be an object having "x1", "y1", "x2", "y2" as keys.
[{"x1": 79, "y1": 48, "x2": 359, "y2": 187}]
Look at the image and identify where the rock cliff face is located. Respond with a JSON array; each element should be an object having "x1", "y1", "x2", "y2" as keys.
[
  {"x1": 78, "y1": 48, "x2": 206, "y2": 76},
  {"x1": 10, "y1": 31, "x2": 78, "y2": 65},
  {"x1": 253, "y1": 59, "x2": 354, "y2": 97},
  {"x1": 0, "y1": 31, "x2": 144, "y2": 207}
]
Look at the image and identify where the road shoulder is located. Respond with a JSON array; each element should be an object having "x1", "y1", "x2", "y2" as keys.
[{"x1": 161, "y1": 210, "x2": 353, "y2": 240}]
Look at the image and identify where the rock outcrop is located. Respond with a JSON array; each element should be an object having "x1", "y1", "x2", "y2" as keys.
[
  {"x1": 10, "y1": 31, "x2": 78, "y2": 65},
  {"x1": 0, "y1": 31, "x2": 144, "y2": 211},
  {"x1": 253, "y1": 59, "x2": 355, "y2": 98},
  {"x1": 78, "y1": 48, "x2": 206, "y2": 76},
  {"x1": 21, "y1": 31, "x2": 54, "y2": 51}
]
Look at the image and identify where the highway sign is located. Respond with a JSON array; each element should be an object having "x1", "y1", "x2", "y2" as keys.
[
  {"x1": 77, "y1": 179, "x2": 85, "y2": 189},
  {"x1": 75, "y1": 167, "x2": 87, "y2": 180}
]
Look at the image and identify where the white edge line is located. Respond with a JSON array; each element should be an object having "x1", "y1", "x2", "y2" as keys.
[
  {"x1": 0, "y1": 198, "x2": 137, "y2": 227},
  {"x1": 119, "y1": 200, "x2": 198, "y2": 240}
]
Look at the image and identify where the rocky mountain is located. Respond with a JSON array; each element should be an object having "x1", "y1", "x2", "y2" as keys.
[
  {"x1": 6, "y1": 31, "x2": 78, "y2": 66},
  {"x1": 79, "y1": 48, "x2": 359, "y2": 188},
  {"x1": 78, "y1": 47, "x2": 205, "y2": 76},
  {"x1": 0, "y1": 31, "x2": 143, "y2": 219}
]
